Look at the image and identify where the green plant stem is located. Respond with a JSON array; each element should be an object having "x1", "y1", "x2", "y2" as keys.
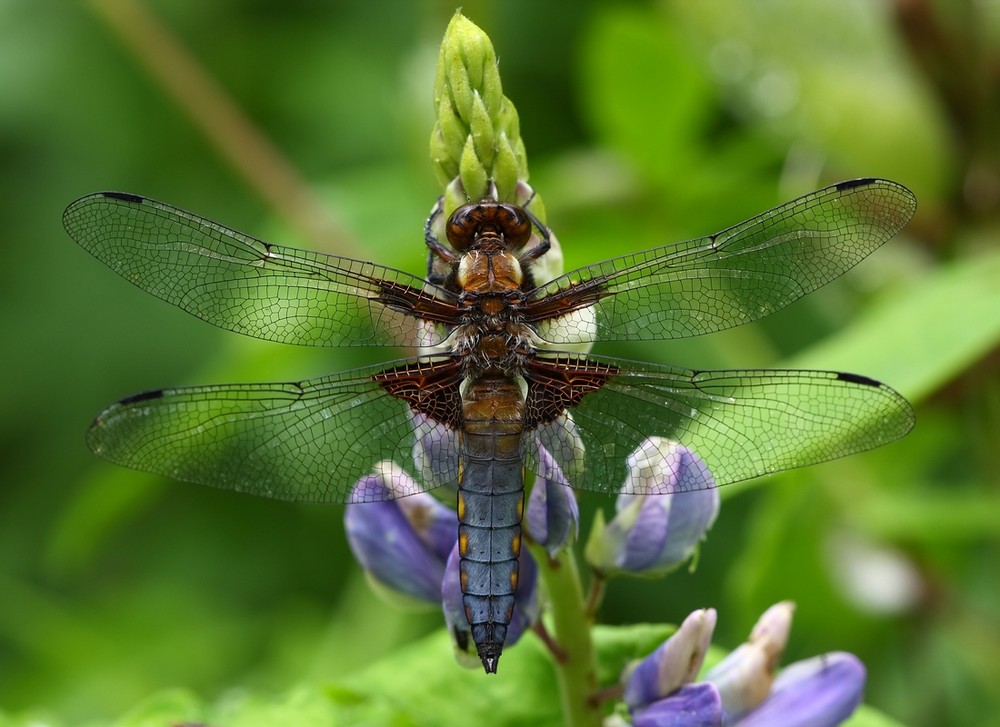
[{"x1": 531, "y1": 543, "x2": 602, "y2": 727}]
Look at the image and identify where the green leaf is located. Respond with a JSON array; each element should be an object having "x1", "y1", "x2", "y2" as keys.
[
  {"x1": 845, "y1": 703, "x2": 907, "y2": 727},
  {"x1": 788, "y1": 246, "x2": 1000, "y2": 402},
  {"x1": 210, "y1": 687, "x2": 350, "y2": 727},
  {"x1": 345, "y1": 630, "x2": 562, "y2": 726},
  {"x1": 579, "y1": 7, "x2": 713, "y2": 185},
  {"x1": 110, "y1": 688, "x2": 203, "y2": 727},
  {"x1": 339, "y1": 625, "x2": 676, "y2": 725},
  {"x1": 94, "y1": 625, "x2": 906, "y2": 726},
  {"x1": 592, "y1": 623, "x2": 676, "y2": 684}
]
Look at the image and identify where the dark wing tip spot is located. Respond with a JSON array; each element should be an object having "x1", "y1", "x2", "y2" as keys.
[
  {"x1": 102, "y1": 191, "x2": 146, "y2": 204},
  {"x1": 836, "y1": 371, "x2": 880, "y2": 387},
  {"x1": 835, "y1": 178, "x2": 876, "y2": 192},
  {"x1": 119, "y1": 389, "x2": 165, "y2": 405}
]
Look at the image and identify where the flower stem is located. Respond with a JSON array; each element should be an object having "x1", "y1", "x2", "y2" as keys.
[{"x1": 530, "y1": 543, "x2": 602, "y2": 727}]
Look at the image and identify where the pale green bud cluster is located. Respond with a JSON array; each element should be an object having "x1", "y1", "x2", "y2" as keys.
[{"x1": 430, "y1": 13, "x2": 529, "y2": 213}]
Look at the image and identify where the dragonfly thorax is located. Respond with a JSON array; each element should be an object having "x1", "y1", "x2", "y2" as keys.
[
  {"x1": 456, "y1": 248, "x2": 524, "y2": 293},
  {"x1": 452, "y1": 322, "x2": 535, "y2": 374},
  {"x1": 453, "y1": 249, "x2": 533, "y2": 372}
]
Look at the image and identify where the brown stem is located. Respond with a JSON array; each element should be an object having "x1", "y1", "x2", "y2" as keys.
[
  {"x1": 587, "y1": 683, "x2": 625, "y2": 709},
  {"x1": 584, "y1": 570, "x2": 607, "y2": 619},
  {"x1": 86, "y1": 0, "x2": 357, "y2": 255},
  {"x1": 532, "y1": 620, "x2": 569, "y2": 663},
  {"x1": 891, "y1": 0, "x2": 1000, "y2": 219}
]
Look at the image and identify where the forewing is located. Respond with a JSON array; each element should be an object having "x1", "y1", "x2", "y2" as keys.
[
  {"x1": 63, "y1": 192, "x2": 460, "y2": 347},
  {"x1": 86, "y1": 358, "x2": 463, "y2": 503},
  {"x1": 526, "y1": 179, "x2": 916, "y2": 344},
  {"x1": 528, "y1": 355, "x2": 914, "y2": 494}
]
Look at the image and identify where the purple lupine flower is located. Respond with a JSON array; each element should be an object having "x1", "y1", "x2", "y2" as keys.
[
  {"x1": 624, "y1": 608, "x2": 718, "y2": 711},
  {"x1": 731, "y1": 652, "x2": 865, "y2": 727},
  {"x1": 706, "y1": 601, "x2": 794, "y2": 719},
  {"x1": 525, "y1": 446, "x2": 579, "y2": 555},
  {"x1": 344, "y1": 463, "x2": 457, "y2": 605},
  {"x1": 632, "y1": 683, "x2": 724, "y2": 727},
  {"x1": 534, "y1": 412, "x2": 587, "y2": 480},
  {"x1": 586, "y1": 439, "x2": 719, "y2": 576},
  {"x1": 441, "y1": 541, "x2": 539, "y2": 668},
  {"x1": 621, "y1": 601, "x2": 867, "y2": 727}
]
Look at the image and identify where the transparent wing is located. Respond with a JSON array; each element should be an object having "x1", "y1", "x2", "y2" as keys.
[
  {"x1": 86, "y1": 358, "x2": 463, "y2": 503},
  {"x1": 530, "y1": 354, "x2": 915, "y2": 493},
  {"x1": 63, "y1": 192, "x2": 460, "y2": 347},
  {"x1": 526, "y1": 179, "x2": 916, "y2": 344}
]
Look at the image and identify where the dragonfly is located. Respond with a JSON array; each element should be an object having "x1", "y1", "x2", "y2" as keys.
[{"x1": 64, "y1": 178, "x2": 916, "y2": 673}]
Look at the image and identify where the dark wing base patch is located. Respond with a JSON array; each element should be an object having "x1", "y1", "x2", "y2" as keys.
[
  {"x1": 524, "y1": 356, "x2": 619, "y2": 427},
  {"x1": 373, "y1": 358, "x2": 464, "y2": 428}
]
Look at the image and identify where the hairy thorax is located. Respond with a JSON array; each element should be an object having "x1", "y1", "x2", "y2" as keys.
[{"x1": 453, "y1": 245, "x2": 535, "y2": 373}]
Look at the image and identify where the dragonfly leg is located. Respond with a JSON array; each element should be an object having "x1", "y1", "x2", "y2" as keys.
[
  {"x1": 519, "y1": 204, "x2": 551, "y2": 263},
  {"x1": 425, "y1": 198, "x2": 460, "y2": 264}
]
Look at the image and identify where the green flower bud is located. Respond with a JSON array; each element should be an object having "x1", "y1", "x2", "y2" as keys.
[{"x1": 430, "y1": 12, "x2": 533, "y2": 210}]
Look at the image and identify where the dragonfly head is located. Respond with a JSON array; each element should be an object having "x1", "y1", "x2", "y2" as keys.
[{"x1": 446, "y1": 201, "x2": 532, "y2": 252}]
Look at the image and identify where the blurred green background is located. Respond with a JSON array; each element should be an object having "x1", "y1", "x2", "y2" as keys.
[{"x1": 2, "y1": 1, "x2": 999, "y2": 725}]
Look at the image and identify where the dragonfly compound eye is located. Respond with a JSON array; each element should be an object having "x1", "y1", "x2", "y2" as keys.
[{"x1": 446, "y1": 202, "x2": 532, "y2": 250}]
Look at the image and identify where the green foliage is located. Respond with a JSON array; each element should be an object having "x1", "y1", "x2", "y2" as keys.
[
  {"x1": 3, "y1": 1, "x2": 1000, "y2": 726},
  {"x1": 0, "y1": 626, "x2": 905, "y2": 726}
]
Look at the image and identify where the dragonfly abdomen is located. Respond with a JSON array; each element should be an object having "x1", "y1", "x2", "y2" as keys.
[{"x1": 459, "y1": 375, "x2": 526, "y2": 673}]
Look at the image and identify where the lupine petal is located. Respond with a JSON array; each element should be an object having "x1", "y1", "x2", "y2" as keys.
[
  {"x1": 386, "y1": 468, "x2": 457, "y2": 563},
  {"x1": 615, "y1": 496, "x2": 669, "y2": 572},
  {"x1": 345, "y1": 469, "x2": 448, "y2": 605},
  {"x1": 586, "y1": 441, "x2": 719, "y2": 576},
  {"x1": 632, "y1": 683, "x2": 724, "y2": 727},
  {"x1": 747, "y1": 601, "x2": 794, "y2": 657},
  {"x1": 624, "y1": 608, "x2": 718, "y2": 710},
  {"x1": 525, "y1": 448, "x2": 579, "y2": 554},
  {"x1": 732, "y1": 652, "x2": 866, "y2": 727},
  {"x1": 623, "y1": 438, "x2": 716, "y2": 496},
  {"x1": 707, "y1": 602, "x2": 794, "y2": 719},
  {"x1": 655, "y1": 487, "x2": 720, "y2": 568}
]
